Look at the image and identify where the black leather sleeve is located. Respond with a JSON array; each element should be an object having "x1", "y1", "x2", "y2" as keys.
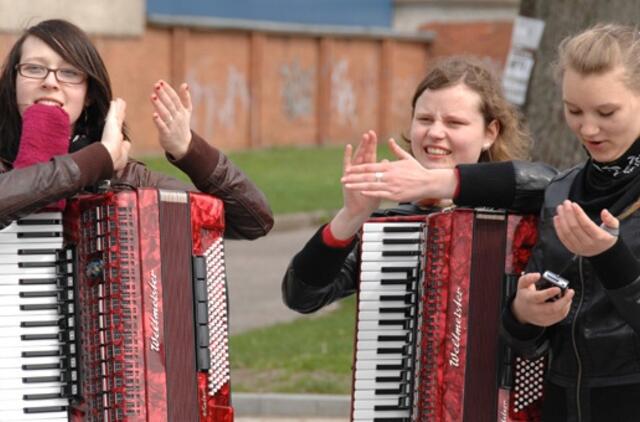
[
  {"x1": 281, "y1": 224, "x2": 359, "y2": 314},
  {"x1": 456, "y1": 161, "x2": 557, "y2": 213}
]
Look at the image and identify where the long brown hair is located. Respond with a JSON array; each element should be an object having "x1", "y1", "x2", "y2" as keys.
[
  {"x1": 406, "y1": 56, "x2": 531, "y2": 162},
  {"x1": 0, "y1": 19, "x2": 122, "y2": 161}
]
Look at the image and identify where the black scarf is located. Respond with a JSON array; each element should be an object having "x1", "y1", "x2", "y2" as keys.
[{"x1": 569, "y1": 138, "x2": 640, "y2": 219}]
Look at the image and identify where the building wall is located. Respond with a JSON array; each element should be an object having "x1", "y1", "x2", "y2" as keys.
[
  {"x1": 393, "y1": 0, "x2": 518, "y2": 31},
  {"x1": 0, "y1": 24, "x2": 431, "y2": 155},
  {"x1": 1, "y1": 1, "x2": 520, "y2": 156},
  {"x1": 421, "y1": 21, "x2": 514, "y2": 72},
  {"x1": 0, "y1": 0, "x2": 144, "y2": 35},
  {"x1": 148, "y1": 0, "x2": 393, "y2": 27}
]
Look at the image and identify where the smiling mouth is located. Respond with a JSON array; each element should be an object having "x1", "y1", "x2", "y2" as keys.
[{"x1": 425, "y1": 146, "x2": 450, "y2": 156}]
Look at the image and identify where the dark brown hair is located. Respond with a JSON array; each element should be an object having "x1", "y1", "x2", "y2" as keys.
[{"x1": 0, "y1": 19, "x2": 121, "y2": 161}]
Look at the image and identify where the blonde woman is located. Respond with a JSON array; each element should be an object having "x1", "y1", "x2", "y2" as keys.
[{"x1": 504, "y1": 24, "x2": 640, "y2": 421}]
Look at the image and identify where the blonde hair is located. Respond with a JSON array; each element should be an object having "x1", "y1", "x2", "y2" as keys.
[
  {"x1": 555, "y1": 23, "x2": 640, "y2": 92},
  {"x1": 404, "y1": 56, "x2": 531, "y2": 162}
]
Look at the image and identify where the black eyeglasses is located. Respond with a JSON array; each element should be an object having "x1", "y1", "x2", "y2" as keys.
[{"x1": 15, "y1": 63, "x2": 86, "y2": 84}]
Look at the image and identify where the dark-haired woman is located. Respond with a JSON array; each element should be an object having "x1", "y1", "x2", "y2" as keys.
[{"x1": 0, "y1": 19, "x2": 273, "y2": 239}]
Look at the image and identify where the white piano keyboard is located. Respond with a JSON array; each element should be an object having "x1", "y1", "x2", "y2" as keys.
[
  {"x1": 0, "y1": 213, "x2": 74, "y2": 421},
  {"x1": 352, "y1": 222, "x2": 424, "y2": 422}
]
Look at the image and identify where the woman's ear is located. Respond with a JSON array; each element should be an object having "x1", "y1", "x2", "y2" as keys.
[{"x1": 482, "y1": 119, "x2": 500, "y2": 150}]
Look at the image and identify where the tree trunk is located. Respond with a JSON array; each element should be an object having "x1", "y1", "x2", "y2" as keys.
[{"x1": 519, "y1": 0, "x2": 640, "y2": 169}]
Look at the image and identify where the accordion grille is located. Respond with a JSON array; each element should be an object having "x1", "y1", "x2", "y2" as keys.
[{"x1": 204, "y1": 237, "x2": 231, "y2": 396}]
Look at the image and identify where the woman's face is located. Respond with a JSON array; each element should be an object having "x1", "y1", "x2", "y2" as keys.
[
  {"x1": 563, "y1": 65, "x2": 640, "y2": 163},
  {"x1": 409, "y1": 83, "x2": 498, "y2": 170},
  {"x1": 15, "y1": 35, "x2": 88, "y2": 128}
]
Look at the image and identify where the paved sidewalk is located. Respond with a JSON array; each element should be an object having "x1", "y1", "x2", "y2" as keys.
[
  {"x1": 224, "y1": 212, "x2": 334, "y2": 334},
  {"x1": 234, "y1": 393, "x2": 349, "y2": 419},
  {"x1": 223, "y1": 213, "x2": 351, "y2": 419}
]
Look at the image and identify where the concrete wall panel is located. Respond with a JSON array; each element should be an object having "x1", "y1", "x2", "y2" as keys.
[
  {"x1": 259, "y1": 36, "x2": 318, "y2": 147},
  {"x1": 182, "y1": 31, "x2": 252, "y2": 151},
  {"x1": 324, "y1": 39, "x2": 381, "y2": 146}
]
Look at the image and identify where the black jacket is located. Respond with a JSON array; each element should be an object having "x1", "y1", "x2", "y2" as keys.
[
  {"x1": 282, "y1": 161, "x2": 557, "y2": 313},
  {"x1": 503, "y1": 164, "x2": 640, "y2": 386},
  {"x1": 501, "y1": 164, "x2": 640, "y2": 421}
]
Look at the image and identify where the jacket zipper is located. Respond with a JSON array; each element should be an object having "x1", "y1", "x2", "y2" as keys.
[{"x1": 572, "y1": 257, "x2": 585, "y2": 422}]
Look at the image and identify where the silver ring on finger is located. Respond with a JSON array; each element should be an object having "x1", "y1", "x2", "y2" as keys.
[{"x1": 374, "y1": 171, "x2": 384, "y2": 183}]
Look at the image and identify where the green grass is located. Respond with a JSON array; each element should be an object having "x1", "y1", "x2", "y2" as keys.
[
  {"x1": 141, "y1": 144, "x2": 395, "y2": 215},
  {"x1": 229, "y1": 296, "x2": 357, "y2": 394}
]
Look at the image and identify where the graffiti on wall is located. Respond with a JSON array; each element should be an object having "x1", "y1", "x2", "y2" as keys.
[
  {"x1": 280, "y1": 60, "x2": 314, "y2": 120},
  {"x1": 331, "y1": 59, "x2": 357, "y2": 127},
  {"x1": 186, "y1": 64, "x2": 250, "y2": 140}
]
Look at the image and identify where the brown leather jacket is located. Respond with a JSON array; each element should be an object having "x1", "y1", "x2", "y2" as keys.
[{"x1": 0, "y1": 132, "x2": 273, "y2": 239}]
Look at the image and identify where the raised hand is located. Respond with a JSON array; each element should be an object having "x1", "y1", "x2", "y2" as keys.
[
  {"x1": 329, "y1": 130, "x2": 382, "y2": 240},
  {"x1": 511, "y1": 272, "x2": 575, "y2": 327},
  {"x1": 341, "y1": 138, "x2": 457, "y2": 203},
  {"x1": 100, "y1": 98, "x2": 129, "y2": 173},
  {"x1": 553, "y1": 201, "x2": 619, "y2": 257},
  {"x1": 150, "y1": 80, "x2": 192, "y2": 159}
]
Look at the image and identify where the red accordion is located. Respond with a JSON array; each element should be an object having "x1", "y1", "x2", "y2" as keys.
[
  {"x1": 351, "y1": 208, "x2": 544, "y2": 422},
  {"x1": 65, "y1": 188, "x2": 234, "y2": 421},
  {"x1": 0, "y1": 188, "x2": 233, "y2": 421}
]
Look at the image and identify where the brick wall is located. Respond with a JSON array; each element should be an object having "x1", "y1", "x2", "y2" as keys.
[
  {"x1": 0, "y1": 26, "x2": 432, "y2": 155},
  {"x1": 420, "y1": 21, "x2": 513, "y2": 74},
  {"x1": 1, "y1": 21, "x2": 516, "y2": 156}
]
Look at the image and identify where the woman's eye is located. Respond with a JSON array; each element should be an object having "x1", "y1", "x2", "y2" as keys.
[
  {"x1": 598, "y1": 110, "x2": 614, "y2": 117},
  {"x1": 567, "y1": 109, "x2": 581, "y2": 115},
  {"x1": 60, "y1": 69, "x2": 80, "y2": 77}
]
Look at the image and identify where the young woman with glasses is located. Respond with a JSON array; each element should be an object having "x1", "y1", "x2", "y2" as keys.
[{"x1": 0, "y1": 19, "x2": 273, "y2": 239}]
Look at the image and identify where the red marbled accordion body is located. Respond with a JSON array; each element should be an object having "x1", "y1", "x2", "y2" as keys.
[
  {"x1": 351, "y1": 209, "x2": 543, "y2": 422},
  {"x1": 63, "y1": 188, "x2": 233, "y2": 421}
]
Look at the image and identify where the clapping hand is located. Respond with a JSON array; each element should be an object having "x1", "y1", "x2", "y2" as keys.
[
  {"x1": 329, "y1": 130, "x2": 382, "y2": 239},
  {"x1": 342, "y1": 138, "x2": 457, "y2": 203},
  {"x1": 100, "y1": 98, "x2": 129, "y2": 173},
  {"x1": 150, "y1": 80, "x2": 192, "y2": 160}
]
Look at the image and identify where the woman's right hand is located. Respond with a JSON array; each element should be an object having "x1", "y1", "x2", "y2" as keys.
[
  {"x1": 100, "y1": 98, "x2": 130, "y2": 173},
  {"x1": 511, "y1": 272, "x2": 575, "y2": 327},
  {"x1": 329, "y1": 130, "x2": 382, "y2": 240}
]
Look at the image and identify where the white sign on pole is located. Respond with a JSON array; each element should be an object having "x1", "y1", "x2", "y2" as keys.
[{"x1": 502, "y1": 16, "x2": 546, "y2": 106}]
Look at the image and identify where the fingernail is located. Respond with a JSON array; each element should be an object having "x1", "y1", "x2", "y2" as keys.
[
  {"x1": 159, "y1": 81, "x2": 164, "y2": 86},
  {"x1": 152, "y1": 95, "x2": 158, "y2": 101}
]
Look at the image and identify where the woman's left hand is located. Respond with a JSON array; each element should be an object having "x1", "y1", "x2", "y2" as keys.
[
  {"x1": 553, "y1": 201, "x2": 619, "y2": 257},
  {"x1": 150, "y1": 80, "x2": 192, "y2": 159}
]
